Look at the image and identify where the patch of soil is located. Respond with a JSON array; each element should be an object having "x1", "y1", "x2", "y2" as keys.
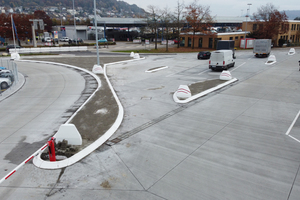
[{"x1": 189, "y1": 79, "x2": 227, "y2": 95}]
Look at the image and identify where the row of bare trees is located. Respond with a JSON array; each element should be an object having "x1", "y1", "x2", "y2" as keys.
[
  {"x1": 146, "y1": 1, "x2": 291, "y2": 51},
  {"x1": 147, "y1": 0, "x2": 214, "y2": 50}
]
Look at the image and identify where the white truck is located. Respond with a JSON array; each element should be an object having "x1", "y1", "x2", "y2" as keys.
[
  {"x1": 209, "y1": 50, "x2": 235, "y2": 71},
  {"x1": 253, "y1": 39, "x2": 272, "y2": 58}
]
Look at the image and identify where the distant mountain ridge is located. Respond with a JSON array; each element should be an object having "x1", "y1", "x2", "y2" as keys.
[
  {"x1": 283, "y1": 10, "x2": 300, "y2": 20},
  {"x1": 2, "y1": 0, "x2": 146, "y2": 17}
]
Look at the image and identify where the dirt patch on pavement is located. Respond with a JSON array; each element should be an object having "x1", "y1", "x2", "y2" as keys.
[{"x1": 189, "y1": 79, "x2": 227, "y2": 95}]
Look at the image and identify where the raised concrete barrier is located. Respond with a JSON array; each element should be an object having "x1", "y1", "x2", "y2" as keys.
[
  {"x1": 9, "y1": 46, "x2": 88, "y2": 54},
  {"x1": 55, "y1": 124, "x2": 82, "y2": 145},
  {"x1": 133, "y1": 53, "x2": 140, "y2": 59},
  {"x1": 288, "y1": 48, "x2": 296, "y2": 55},
  {"x1": 265, "y1": 55, "x2": 276, "y2": 65},
  {"x1": 92, "y1": 64, "x2": 104, "y2": 74},
  {"x1": 176, "y1": 85, "x2": 191, "y2": 100},
  {"x1": 220, "y1": 70, "x2": 232, "y2": 80},
  {"x1": 10, "y1": 52, "x2": 20, "y2": 60}
]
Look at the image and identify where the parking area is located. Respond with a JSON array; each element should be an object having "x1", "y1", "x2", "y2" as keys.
[{"x1": 0, "y1": 48, "x2": 300, "y2": 199}]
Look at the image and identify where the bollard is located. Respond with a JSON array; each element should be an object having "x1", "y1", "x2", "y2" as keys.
[{"x1": 47, "y1": 137, "x2": 56, "y2": 161}]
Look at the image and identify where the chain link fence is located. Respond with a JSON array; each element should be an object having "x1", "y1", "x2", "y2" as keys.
[{"x1": 0, "y1": 59, "x2": 18, "y2": 92}]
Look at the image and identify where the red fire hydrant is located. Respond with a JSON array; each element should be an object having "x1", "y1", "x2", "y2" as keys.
[{"x1": 47, "y1": 137, "x2": 56, "y2": 162}]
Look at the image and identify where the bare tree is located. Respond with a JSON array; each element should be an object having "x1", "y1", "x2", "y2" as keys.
[
  {"x1": 147, "y1": 5, "x2": 161, "y2": 50},
  {"x1": 184, "y1": 0, "x2": 213, "y2": 49},
  {"x1": 160, "y1": 6, "x2": 174, "y2": 52},
  {"x1": 252, "y1": 3, "x2": 288, "y2": 42},
  {"x1": 174, "y1": 0, "x2": 185, "y2": 48}
]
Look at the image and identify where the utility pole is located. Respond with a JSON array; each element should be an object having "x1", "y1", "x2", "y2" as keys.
[{"x1": 29, "y1": 19, "x2": 44, "y2": 47}]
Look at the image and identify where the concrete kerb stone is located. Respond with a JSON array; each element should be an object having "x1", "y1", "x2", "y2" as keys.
[
  {"x1": 173, "y1": 78, "x2": 238, "y2": 104},
  {"x1": 17, "y1": 56, "x2": 145, "y2": 169}
]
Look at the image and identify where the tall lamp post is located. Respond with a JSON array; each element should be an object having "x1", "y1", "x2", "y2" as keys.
[
  {"x1": 94, "y1": 0, "x2": 100, "y2": 66},
  {"x1": 72, "y1": 0, "x2": 77, "y2": 44},
  {"x1": 244, "y1": 3, "x2": 252, "y2": 49}
]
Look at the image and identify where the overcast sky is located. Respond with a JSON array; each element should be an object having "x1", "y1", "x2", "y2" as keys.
[{"x1": 123, "y1": 0, "x2": 300, "y2": 16}]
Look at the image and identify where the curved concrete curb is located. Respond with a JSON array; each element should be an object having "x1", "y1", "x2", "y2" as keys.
[
  {"x1": 17, "y1": 57, "x2": 144, "y2": 169},
  {"x1": 0, "y1": 72, "x2": 25, "y2": 102},
  {"x1": 173, "y1": 78, "x2": 238, "y2": 104}
]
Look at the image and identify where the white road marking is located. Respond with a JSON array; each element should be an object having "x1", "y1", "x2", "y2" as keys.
[
  {"x1": 198, "y1": 69, "x2": 210, "y2": 75},
  {"x1": 285, "y1": 110, "x2": 300, "y2": 135},
  {"x1": 288, "y1": 135, "x2": 300, "y2": 143},
  {"x1": 230, "y1": 62, "x2": 246, "y2": 72}
]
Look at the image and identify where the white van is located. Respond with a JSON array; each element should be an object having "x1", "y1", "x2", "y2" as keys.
[{"x1": 209, "y1": 50, "x2": 235, "y2": 71}]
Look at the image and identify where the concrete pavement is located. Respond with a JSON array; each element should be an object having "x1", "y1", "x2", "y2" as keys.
[{"x1": 1, "y1": 47, "x2": 300, "y2": 199}]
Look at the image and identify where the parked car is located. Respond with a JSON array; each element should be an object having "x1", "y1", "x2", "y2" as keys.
[
  {"x1": 197, "y1": 51, "x2": 211, "y2": 59},
  {"x1": 0, "y1": 70, "x2": 15, "y2": 82},
  {"x1": 98, "y1": 38, "x2": 108, "y2": 43},
  {"x1": 60, "y1": 37, "x2": 70, "y2": 42},
  {"x1": 6, "y1": 44, "x2": 22, "y2": 53},
  {"x1": 44, "y1": 37, "x2": 52, "y2": 43},
  {"x1": 0, "y1": 69, "x2": 11, "y2": 73},
  {"x1": 0, "y1": 77, "x2": 12, "y2": 89},
  {"x1": 70, "y1": 38, "x2": 83, "y2": 44},
  {"x1": 0, "y1": 67, "x2": 6, "y2": 70}
]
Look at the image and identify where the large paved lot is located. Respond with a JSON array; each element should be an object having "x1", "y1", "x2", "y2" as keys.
[{"x1": 1, "y1": 48, "x2": 300, "y2": 199}]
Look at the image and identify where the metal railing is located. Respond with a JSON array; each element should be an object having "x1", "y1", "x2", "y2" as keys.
[{"x1": 0, "y1": 58, "x2": 18, "y2": 91}]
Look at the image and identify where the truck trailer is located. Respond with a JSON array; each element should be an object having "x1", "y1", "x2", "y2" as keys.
[
  {"x1": 216, "y1": 40, "x2": 236, "y2": 59},
  {"x1": 253, "y1": 39, "x2": 272, "y2": 58}
]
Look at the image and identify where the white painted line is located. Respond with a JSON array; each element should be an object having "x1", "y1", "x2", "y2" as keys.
[
  {"x1": 230, "y1": 62, "x2": 246, "y2": 72},
  {"x1": 145, "y1": 66, "x2": 168, "y2": 73},
  {"x1": 288, "y1": 135, "x2": 300, "y2": 143},
  {"x1": 166, "y1": 72, "x2": 178, "y2": 77},
  {"x1": 285, "y1": 110, "x2": 300, "y2": 135},
  {"x1": 198, "y1": 69, "x2": 210, "y2": 75}
]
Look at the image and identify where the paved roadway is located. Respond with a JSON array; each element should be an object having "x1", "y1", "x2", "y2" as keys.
[
  {"x1": 1, "y1": 47, "x2": 300, "y2": 199},
  {"x1": 0, "y1": 62, "x2": 85, "y2": 192}
]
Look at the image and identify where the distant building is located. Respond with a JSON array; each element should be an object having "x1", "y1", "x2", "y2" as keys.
[
  {"x1": 180, "y1": 17, "x2": 300, "y2": 48},
  {"x1": 180, "y1": 16, "x2": 248, "y2": 49},
  {"x1": 242, "y1": 20, "x2": 300, "y2": 46}
]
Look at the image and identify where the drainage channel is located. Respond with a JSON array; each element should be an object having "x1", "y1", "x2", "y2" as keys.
[{"x1": 105, "y1": 105, "x2": 189, "y2": 146}]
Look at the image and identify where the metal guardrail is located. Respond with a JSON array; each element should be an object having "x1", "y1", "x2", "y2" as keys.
[{"x1": 9, "y1": 46, "x2": 88, "y2": 54}]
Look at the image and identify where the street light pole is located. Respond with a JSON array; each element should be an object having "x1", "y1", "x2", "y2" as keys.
[
  {"x1": 72, "y1": 0, "x2": 77, "y2": 45},
  {"x1": 244, "y1": 3, "x2": 252, "y2": 49},
  {"x1": 94, "y1": 0, "x2": 100, "y2": 66}
]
